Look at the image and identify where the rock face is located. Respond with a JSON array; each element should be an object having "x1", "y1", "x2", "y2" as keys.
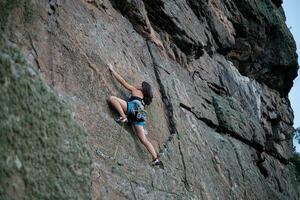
[
  {"x1": 0, "y1": 0, "x2": 299, "y2": 199},
  {"x1": 0, "y1": 39, "x2": 91, "y2": 199}
]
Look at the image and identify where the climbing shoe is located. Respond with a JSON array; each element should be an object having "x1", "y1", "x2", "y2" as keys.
[
  {"x1": 115, "y1": 116, "x2": 128, "y2": 123},
  {"x1": 151, "y1": 156, "x2": 164, "y2": 168}
]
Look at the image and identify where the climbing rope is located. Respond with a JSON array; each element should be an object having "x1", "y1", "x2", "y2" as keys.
[
  {"x1": 113, "y1": 122, "x2": 125, "y2": 160},
  {"x1": 111, "y1": 122, "x2": 138, "y2": 200}
]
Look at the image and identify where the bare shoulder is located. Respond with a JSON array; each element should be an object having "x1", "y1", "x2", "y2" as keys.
[{"x1": 131, "y1": 88, "x2": 144, "y2": 97}]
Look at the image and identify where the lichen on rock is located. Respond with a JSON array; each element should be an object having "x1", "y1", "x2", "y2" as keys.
[{"x1": 0, "y1": 39, "x2": 91, "y2": 199}]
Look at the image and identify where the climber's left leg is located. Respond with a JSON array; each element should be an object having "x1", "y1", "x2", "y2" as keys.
[{"x1": 132, "y1": 125, "x2": 157, "y2": 160}]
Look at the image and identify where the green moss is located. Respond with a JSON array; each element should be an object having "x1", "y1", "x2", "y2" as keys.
[
  {"x1": 0, "y1": 0, "x2": 19, "y2": 32},
  {"x1": 0, "y1": 0, "x2": 36, "y2": 35},
  {"x1": 0, "y1": 40, "x2": 91, "y2": 199},
  {"x1": 24, "y1": 0, "x2": 35, "y2": 23}
]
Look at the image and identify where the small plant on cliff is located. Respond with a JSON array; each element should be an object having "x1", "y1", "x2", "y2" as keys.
[
  {"x1": 291, "y1": 153, "x2": 300, "y2": 183},
  {"x1": 294, "y1": 127, "x2": 300, "y2": 145},
  {"x1": 291, "y1": 128, "x2": 300, "y2": 183}
]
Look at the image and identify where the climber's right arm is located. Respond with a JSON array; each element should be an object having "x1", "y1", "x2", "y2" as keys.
[{"x1": 109, "y1": 64, "x2": 135, "y2": 92}]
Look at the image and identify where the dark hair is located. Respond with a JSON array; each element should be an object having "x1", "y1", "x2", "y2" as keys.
[{"x1": 141, "y1": 81, "x2": 153, "y2": 105}]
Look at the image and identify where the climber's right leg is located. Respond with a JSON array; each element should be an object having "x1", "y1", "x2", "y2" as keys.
[{"x1": 107, "y1": 96, "x2": 127, "y2": 120}]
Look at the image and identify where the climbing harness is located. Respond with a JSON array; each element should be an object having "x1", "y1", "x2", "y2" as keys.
[
  {"x1": 127, "y1": 99, "x2": 147, "y2": 122},
  {"x1": 129, "y1": 99, "x2": 147, "y2": 122}
]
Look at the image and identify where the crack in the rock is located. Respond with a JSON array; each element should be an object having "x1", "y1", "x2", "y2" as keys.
[
  {"x1": 217, "y1": 125, "x2": 264, "y2": 152},
  {"x1": 47, "y1": 0, "x2": 60, "y2": 87},
  {"x1": 219, "y1": 125, "x2": 288, "y2": 165},
  {"x1": 207, "y1": 82, "x2": 229, "y2": 96},
  {"x1": 155, "y1": 64, "x2": 171, "y2": 75},
  {"x1": 178, "y1": 141, "x2": 191, "y2": 192},
  {"x1": 151, "y1": 187, "x2": 181, "y2": 197},
  {"x1": 146, "y1": 41, "x2": 177, "y2": 136},
  {"x1": 192, "y1": 70, "x2": 229, "y2": 96},
  {"x1": 27, "y1": 32, "x2": 42, "y2": 71},
  {"x1": 179, "y1": 103, "x2": 217, "y2": 129},
  {"x1": 128, "y1": 180, "x2": 137, "y2": 200},
  {"x1": 255, "y1": 152, "x2": 269, "y2": 178},
  {"x1": 148, "y1": 180, "x2": 183, "y2": 197},
  {"x1": 147, "y1": 41, "x2": 192, "y2": 193},
  {"x1": 121, "y1": 176, "x2": 184, "y2": 198},
  {"x1": 117, "y1": 171, "x2": 138, "y2": 200},
  {"x1": 146, "y1": 41, "x2": 178, "y2": 155},
  {"x1": 180, "y1": 101, "x2": 288, "y2": 166}
]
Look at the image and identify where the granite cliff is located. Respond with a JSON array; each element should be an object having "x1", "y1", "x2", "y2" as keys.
[{"x1": 0, "y1": 0, "x2": 299, "y2": 199}]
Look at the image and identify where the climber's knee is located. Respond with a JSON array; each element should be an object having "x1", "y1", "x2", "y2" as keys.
[{"x1": 107, "y1": 96, "x2": 115, "y2": 103}]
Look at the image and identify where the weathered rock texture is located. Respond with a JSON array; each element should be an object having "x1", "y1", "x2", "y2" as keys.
[
  {"x1": 0, "y1": 38, "x2": 91, "y2": 199},
  {"x1": 0, "y1": 0, "x2": 299, "y2": 199}
]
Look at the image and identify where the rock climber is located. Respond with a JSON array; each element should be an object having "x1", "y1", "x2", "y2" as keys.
[{"x1": 107, "y1": 63, "x2": 162, "y2": 166}]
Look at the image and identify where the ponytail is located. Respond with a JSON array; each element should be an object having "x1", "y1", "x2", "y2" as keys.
[{"x1": 141, "y1": 81, "x2": 153, "y2": 105}]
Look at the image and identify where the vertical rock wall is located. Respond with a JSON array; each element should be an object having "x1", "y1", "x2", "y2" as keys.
[{"x1": 0, "y1": 0, "x2": 299, "y2": 199}]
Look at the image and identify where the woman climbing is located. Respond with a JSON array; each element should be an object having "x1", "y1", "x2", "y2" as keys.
[{"x1": 107, "y1": 64, "x2": 162, "y2": 166}]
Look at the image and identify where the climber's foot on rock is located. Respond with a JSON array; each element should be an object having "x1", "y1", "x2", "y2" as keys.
[
  {"x1": 115, "y1": 116, "x2": 128, "y2": 123},
  {"x1": 151, "y1": 156, "x2": 164, "y2": 169}
]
